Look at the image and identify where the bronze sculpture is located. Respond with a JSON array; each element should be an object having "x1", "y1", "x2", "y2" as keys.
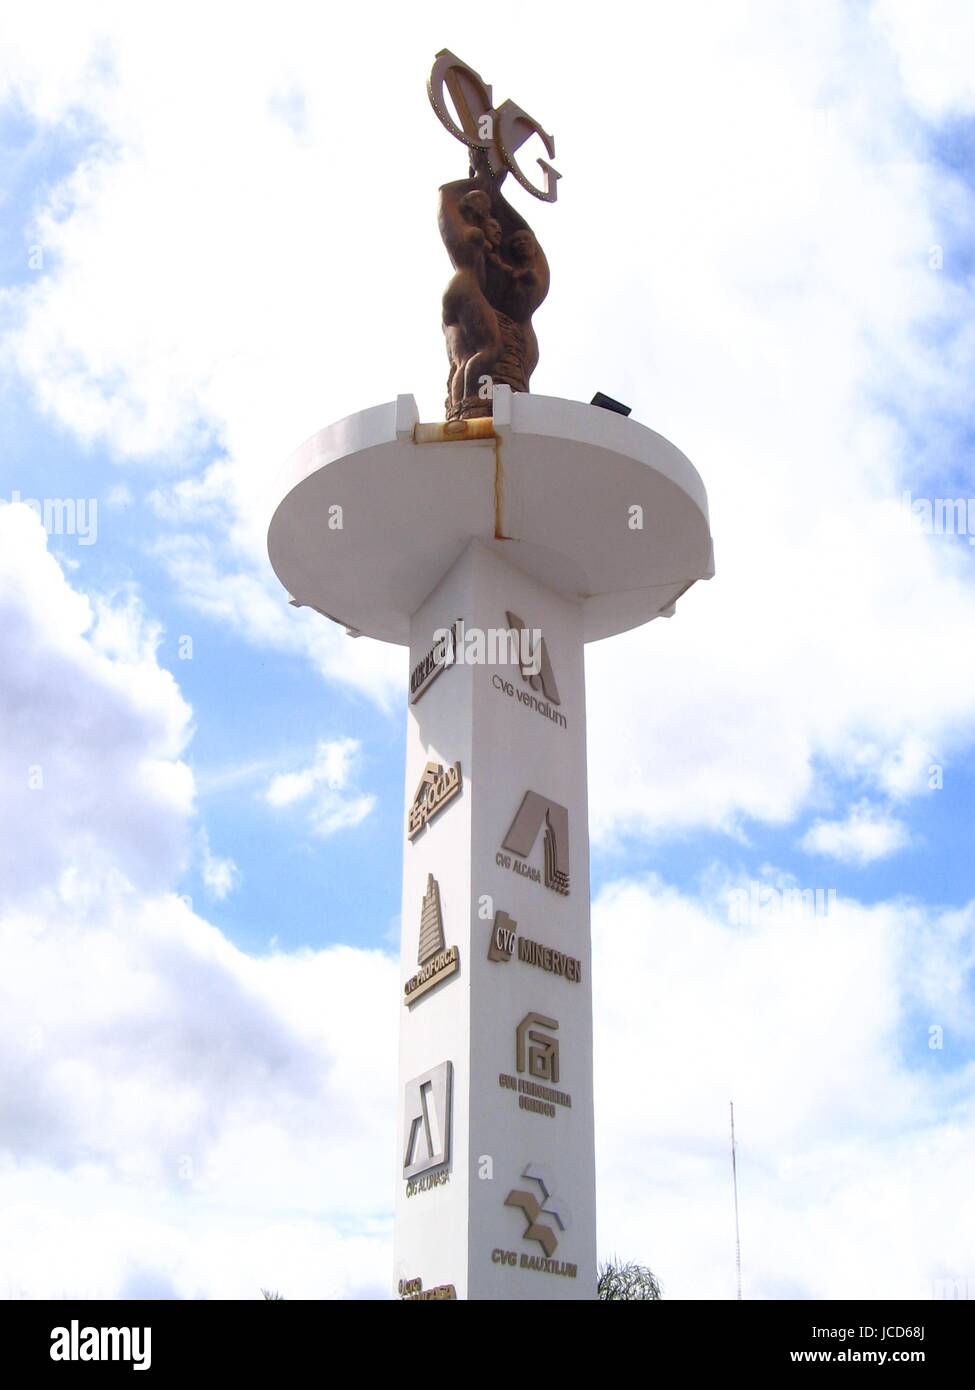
[
  {"x1": 438, "y1": 149, "x2": 550, "y2": 421},
  {"x1": 429, "y1": 51, "x2": 558, "y2": 422}
]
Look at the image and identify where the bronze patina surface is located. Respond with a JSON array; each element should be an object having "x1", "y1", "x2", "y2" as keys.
[{"x1": 428, "y1": 50, "x2": 558, "y2": 421}]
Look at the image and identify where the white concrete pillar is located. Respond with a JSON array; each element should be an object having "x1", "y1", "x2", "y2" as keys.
[
  {"x1": 266, "y1": 390, "x2": 713, "y2": 1303},
  {"x1": 394, "y1": 540, "x2": 595, "y2": 1299}
]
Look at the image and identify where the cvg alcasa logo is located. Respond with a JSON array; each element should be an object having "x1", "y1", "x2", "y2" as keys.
[{"x1": 498, "y1": 790, "x2": 570, "y2": 895}]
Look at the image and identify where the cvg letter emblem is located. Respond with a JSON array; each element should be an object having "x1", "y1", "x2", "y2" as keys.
[{"x1": 428, "y1": 49, "x2": 562, "y2": 202}]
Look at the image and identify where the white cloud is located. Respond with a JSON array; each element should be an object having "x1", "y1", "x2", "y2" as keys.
[
  {"x1": 104, "y1": 482, "x2": 133, "y2": 509},
  {"x1": 200, "y1": 828, "x2": 240, "y2": 901},
  {"x1": 592, "y1": 875, "x2": 975, "y2": 1299},
  {"x1": 146, "y1": 464, "x2": 234, "y2": 524},
  {"x1": 0, "y1": 502, "x2": 972, "y2": 1300},
  {"x1": 0, "y1": 498, "x2": 396, "y2": 1299},
  {"x1": 266, "y1": 738, "x2": 375, "y2": 838},
  {"x1": 3, "y1": 3, "x2": 973, "y2": 831},
  {"x1": 153, "y1": 533, "x2": 403, "y2": 708},
  {"x1": 1, "y1": 0, "x2": 975, "y2": 1304},
  {"x1": 0, "y1": 502, "x2": 194, "y2": 904},
  {"x1": 874, "y1": 0, "x2": 975, "y2": 119},
  {"x1": 0, "y1": 886, "x2": 398, "y2": 1299},
  {"x1": 800, "y1": 800, "x2": 912, "y2": 865}
]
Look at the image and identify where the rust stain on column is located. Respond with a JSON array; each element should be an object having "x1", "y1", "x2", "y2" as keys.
[{"x1": 494, "y1": 433, "x2": 509, "y2": 539}]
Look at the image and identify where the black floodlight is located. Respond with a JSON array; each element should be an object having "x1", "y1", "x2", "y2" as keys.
[{"x1": 590, "y1": 391, "x2": 631, "y2": 416}]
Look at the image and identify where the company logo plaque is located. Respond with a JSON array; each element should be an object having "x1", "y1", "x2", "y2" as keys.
[
  {"x1": 488, "y1": 909, "x2": 517, "y2": 962},
  {"x1": 407, "y1": 760, "x2": 462, "y2": 840},
  {"x1": 516, "y1": 1012, "x2": 560, "y2": 1084},
  {"x1": 403, "y1": 1061, "x2": 453, "y2": 1180},
  {"x1": 487, "y1": 910, "x2": 582, "y2": 982},
  {"x1": 405, "y1": 874, "x2": 459, "y2": 1006},
  {"x1": 418, "y1": 873, "x2": 445, "y2": 962},
  {"x1": 504, "y1": 1164, "x2": 571, "y2": 1257},
  {"x1": 505, "y1": 610, "x2": 560, "y2": 706},
  {"x1": 502, "y1": 791, "x2": 570, "y2": 895},
  {"x1": 410, "y1": 620, "x2": 461, "y2": 704},
  {"x1": 428, "y1": 49, "x2": 562, "y2": 203},
  {"x1": 399, "y1": 1278, "x2": 457, "y2": 1300},
  {"x1": 500, "y1": 1011, "x2": 572, "y2": 1117},
  {"x1": 492, "y1": 611, "x2": 567, "y2": 730}
]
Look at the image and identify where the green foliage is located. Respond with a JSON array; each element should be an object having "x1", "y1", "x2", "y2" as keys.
[
  {"x1": 262, "y1": 1262, "x2": 661, "y2": 1301},
  {"x1": 597, "y1": 1259, "x2": 662, "y2": 1300}
]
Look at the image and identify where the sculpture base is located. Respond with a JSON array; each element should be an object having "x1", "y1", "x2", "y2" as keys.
[
  {"x1": 446, "y1": 393, "x2": 494, "y2": 423},
  {"x1": 266, "y1": 387, "x2": 714, "y2": 645}
]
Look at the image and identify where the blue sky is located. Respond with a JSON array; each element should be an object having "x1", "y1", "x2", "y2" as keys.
[{"x1": 1, "y1": 0, "x2": 974, "y2": 1301}]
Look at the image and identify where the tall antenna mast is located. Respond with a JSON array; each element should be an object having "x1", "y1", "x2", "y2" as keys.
[{"x1": 730, "y1": 1101, "x2": 742, "y2": 1300}]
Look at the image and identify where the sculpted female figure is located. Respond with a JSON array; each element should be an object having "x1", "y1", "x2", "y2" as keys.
[
  {"x1": 438, "y1": 148, "x2": 550, "y2": 421},
  {"x1": 438, "y1": 174, "x2": 503, "y2": 420}
]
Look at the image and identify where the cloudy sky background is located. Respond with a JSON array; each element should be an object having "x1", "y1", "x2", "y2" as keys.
[{"x1": 1, "y1": 0, "x2": 974, "y2": 1298}]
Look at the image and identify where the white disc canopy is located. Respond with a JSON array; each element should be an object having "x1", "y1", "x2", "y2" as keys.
[{"x1": 267, "y1": 388, "x2": 714, "y2": 645}]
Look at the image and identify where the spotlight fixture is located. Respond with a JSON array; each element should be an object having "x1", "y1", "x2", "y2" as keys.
[{"x1": 590, "y1": 391, "x2": 631, "y2": 416}]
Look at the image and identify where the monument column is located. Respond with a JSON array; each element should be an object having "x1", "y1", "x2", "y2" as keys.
[
  {"x1": 395, "y1": 539, "x2": 595, "y2": 1298},
  {"x1": 266, "y1": 48, "x2": 713, "y2": 1302}
]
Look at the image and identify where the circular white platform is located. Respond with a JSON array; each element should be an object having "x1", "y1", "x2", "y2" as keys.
[{"x1": 267, "y1": 390, "x2": 713, "y2": 645}]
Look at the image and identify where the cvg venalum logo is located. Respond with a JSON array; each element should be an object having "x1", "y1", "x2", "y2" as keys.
[{"x1": 505, "y1": 611, "x2": 560, "y2": 705}]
